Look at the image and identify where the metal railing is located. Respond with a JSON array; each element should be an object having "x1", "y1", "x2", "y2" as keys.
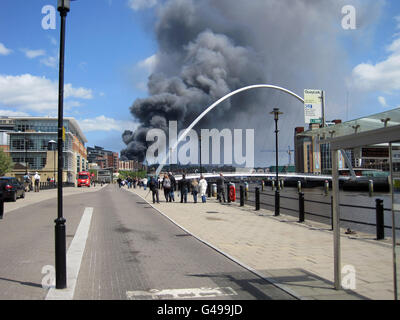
[
  {"x1": 235, "y1": 184, "x2": 398, "y2": 240},
  {"x1": 37, "y1": 182, "x2": 75, "y2": 190}
]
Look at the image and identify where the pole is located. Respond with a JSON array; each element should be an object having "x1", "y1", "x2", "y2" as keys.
[
  {"x1": 375, "y1": 199, "x2": 384, "y2": 240},
  {"x1": 199, "y1": 135, "x2": 202, "y2": 175},
  {"x1": 25, "y1": 136, "x2": 28, "y2": 175},
  {"x1": 255, "y1": 187, "x2": 260, "y2": 211},
  {"x1": 240, "y1": 185, "x2": 244, "y2": 207},
  {"x1": 274, "y1": 112, "x2": 280, "y2": 216},
  {"x1": 332, "y1": 149, "x2": 341, "y2": 290},
  {"x1": 55, "y1": 7, "x2": 68, "y2": 290},
  {"x1": 54, "y1": 148, "x2": 56, "y2": 184},
  {"x1": 299, "y1": 192, "x2": 305, "y2": 223},
  {"x1": 321, "y1": 90, "x2": 326, "y2": 128}
]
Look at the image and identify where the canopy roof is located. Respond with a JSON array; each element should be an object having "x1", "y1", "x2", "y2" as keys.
[{"x1": 300, "y1": 107, "x2": 400, "y2": 140}]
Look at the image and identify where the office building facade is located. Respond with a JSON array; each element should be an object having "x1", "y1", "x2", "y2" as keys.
[{"x1": 1, "y1": 117, "x2": 88, "y2": 182}]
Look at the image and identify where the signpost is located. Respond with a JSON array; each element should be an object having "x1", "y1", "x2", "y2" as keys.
[{"x1": 304, "y1": 89, "x2": 324, "y2": 126}]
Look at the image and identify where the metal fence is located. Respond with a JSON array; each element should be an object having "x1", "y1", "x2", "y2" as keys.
[
  {"x1": 38, "y1": 182, "x2": 75, "y2": 190},
  {"x1": 232, "y1": 184, "x2": 398, "y2": 240}
]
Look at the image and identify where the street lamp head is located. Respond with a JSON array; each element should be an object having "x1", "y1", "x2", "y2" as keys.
[
  {"x1": 270, "y1": 108, "x2": 283, "y2": 121},
  {"x1": 48, "y1": 140, "x2": 57, "y2": 150},
  {"x1": 58, "y1": 0, "x2": 71, "y2": 12}
]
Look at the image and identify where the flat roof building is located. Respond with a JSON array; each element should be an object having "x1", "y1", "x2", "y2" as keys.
[
  {"x1": 295, "y1": 108, "x2": 400, "y2": 174},
  {"x1": 1, "y1": 116, "x2": 88, "y2": 183}
]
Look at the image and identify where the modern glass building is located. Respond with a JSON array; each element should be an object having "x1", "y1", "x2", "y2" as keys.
[
  {"x1": 2, "y1": 117, "x2": 88, "y2": 182},
  {"x1": 295, "y1": 108, "x2": 400, "y2": 174}
]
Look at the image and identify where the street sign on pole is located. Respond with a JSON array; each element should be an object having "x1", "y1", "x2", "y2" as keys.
[{"x1": 304, "y1": 89, "x2": 323, "y2": 125}]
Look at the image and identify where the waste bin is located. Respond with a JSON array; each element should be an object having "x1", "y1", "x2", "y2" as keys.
[{"x1": 212, "y1": 183, "x2": 217, "y2": 197}]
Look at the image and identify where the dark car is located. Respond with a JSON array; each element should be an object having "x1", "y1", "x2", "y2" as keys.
[{"x1": 0, "y1": 177, "x2": 25, "y2": 202}]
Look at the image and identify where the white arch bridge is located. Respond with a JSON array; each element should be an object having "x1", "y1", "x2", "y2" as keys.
[{"x1": 154, "y1": 84, "x2": 356, "y2": 179}]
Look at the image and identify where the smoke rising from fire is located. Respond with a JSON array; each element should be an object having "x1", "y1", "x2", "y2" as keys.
[{"x1": 121, "y1": 0, "x2": 384, "y2": 166}]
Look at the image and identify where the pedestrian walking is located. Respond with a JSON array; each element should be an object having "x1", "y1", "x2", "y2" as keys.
[
  {"x1": 179, "y1": 174, "x2": 189, "y2": 203},
  {"x1": 191, "y1": 179, "x2": 199, "y2": 203},
  {"x1": 199, "y1": 175, "x2": 208, "y2": 203},
  {"x1": 162, "y1": 173, "x2": 171, "y2": 202},
  {"x1": 147, "y1": 176, "x2": 159, "y2": 204},
  {"x1": 117, "y1": 178, "x2": 122, "y2": 188},
  {"x1": 169, "y1": 172, "x2": 176, "y2": 202},
  {"x1": 216, "y1": 173, "x2": 226, "y2": 203},
  {"x1": 23, "y1": 173, "x2": 31, "y2": 192},
  {"x1": 143, "y1": 177, "x2": 148, "y2": 190},
  {"x1": 34, "y1": 172, "x2": 41, "y2": 192}
]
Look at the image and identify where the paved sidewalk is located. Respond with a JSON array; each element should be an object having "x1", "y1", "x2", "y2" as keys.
[
  {"x1": 127, "y1": 186, "x2": 396, "y2": 300},
  {"x1": 2, "y1": 184, "x2": 107, "y2": 215}
]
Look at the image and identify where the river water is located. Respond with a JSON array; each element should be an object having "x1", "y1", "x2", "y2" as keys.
[{"x1": 237, "y1": 183, "x2": 400, "y2": 239}]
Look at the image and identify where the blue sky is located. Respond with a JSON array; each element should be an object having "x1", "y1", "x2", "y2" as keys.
[
  {"x1": 0, "y1": 0, "x2": 158, "y2": 152},
  {"x1": 1, "y1": 0, "x2": 400, "y2": 158}
]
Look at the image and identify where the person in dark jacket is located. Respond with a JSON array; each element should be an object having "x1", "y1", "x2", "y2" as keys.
[
  {"x1": 216, "y1": 173, "x2": 226, "y2": 203},
  {"x1": 147, "y1": 176, "x2": 160, "y2": 204},
  {"x1": 169, "y1": 172, "x2": 176, "y2": 202},
  {"x1": 179, "y1": 174, "x2": 189, "y2": 203}
]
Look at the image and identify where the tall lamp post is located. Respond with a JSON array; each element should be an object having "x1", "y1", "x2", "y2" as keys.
[
  {"x1": 24, "y1": 135, "x2": 28, "y2": 175},
  {"x1": 199, "y1": 135, "x2": 203, "y2": 175},
  {"x1": 55, "y1": 0, "x2": 71, "y2": 290},
  {"x1": 270, "y1": 108, "x2": 283, "y2": 217}
]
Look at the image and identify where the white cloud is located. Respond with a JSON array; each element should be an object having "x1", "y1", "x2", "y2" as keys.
[
  {"x1": 0, "y1": 109, "x2": 29, "y2": 117},
  {"x1": 49, "y1": 36, "x2": 58, "y2": 46},
  {"x1": 127, "y1": 0, "x2": 158, "y2": 11},
  {"x1": 78, "y1": 116, "x2": 138, "y2": 132},
  {"x1": 134, "y1": 54, "x2": 158, "y2": 92},
  {"x1": 40, "y1": 55, "x2": 58, "y2": 69},
  {"x1": 65, "y1": 84, "x2": 93, "y2": 99},
  {"x1": 378, "y1": 96, "x2": 388, "y2": 107},
  {"x1": 137, "y1": 54, "x2": 158, "y2": 74},
  {"x1": 351, "y1": 28, "x2": 400, "y2": 93},
  {"x1": 0, "y1": 74, "x2": 93, "y2": 113},
  {"x1": 22, "y1": 49, "x2": 46, "y2": 59},
  {"x1": 0, "y1": 43, "x2": 12, "y2": 56}
]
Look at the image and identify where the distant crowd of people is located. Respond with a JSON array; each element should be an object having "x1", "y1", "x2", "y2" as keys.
[{"x1": 117, "y1": 172, "x2": 229, "y2": 205}]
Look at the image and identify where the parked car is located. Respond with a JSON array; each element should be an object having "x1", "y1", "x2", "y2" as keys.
[{"x1": 0, "y1": 177, "x2": 25, "y2": 202}]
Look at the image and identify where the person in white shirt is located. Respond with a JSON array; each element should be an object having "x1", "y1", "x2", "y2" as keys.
[
  {"x1": 34, "y1": 172, "x2": 41, "y2": 192},
  {"x1": 199, "y1": 175, "x2": 208, "y2": 203}
]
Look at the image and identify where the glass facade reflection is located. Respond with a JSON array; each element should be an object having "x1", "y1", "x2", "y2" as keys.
[{"x1": 4, "y1": 117, "x2": 87, "y2": 181}]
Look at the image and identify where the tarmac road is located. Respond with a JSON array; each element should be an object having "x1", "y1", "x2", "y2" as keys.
[{"x1": 0, "y1": 184, "x2": 296, "y2": 300}]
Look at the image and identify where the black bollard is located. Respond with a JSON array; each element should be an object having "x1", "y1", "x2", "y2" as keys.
[
  {"x1": 330, "y1": 196, "x2": 334, "y2": 231},
  {"x1": 227, "y1": 184, "x2": 231, "y2": 203},
  {"x1": 240, "y1": 185, "x2": 244, "y2": 207},
  {"x1": 274, "y1": 190, "x2": 280, "y2": 216},
  {"x1": 376, "y1": 199, "x2": 384, "y2": 240},
  {"x1": 207, "y1": 184, "x2": 211, "y2": 198},
  {"x1": 299, "y1": 192, "x2": 305, "y2": 222},
  {"x1": 255, "y1": 187, "x2": 260, "y2": 211}
]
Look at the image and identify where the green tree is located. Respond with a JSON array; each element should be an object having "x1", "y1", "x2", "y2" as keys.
[{"x1": 0, "y1": 149, "x2": 14, "y2": 176}]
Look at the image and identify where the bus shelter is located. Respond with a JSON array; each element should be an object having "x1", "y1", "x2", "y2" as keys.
[{"x1": 319, "y1": 109, "x2": 400, "y2": 300}]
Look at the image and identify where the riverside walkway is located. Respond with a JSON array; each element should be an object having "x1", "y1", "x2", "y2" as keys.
[{"x1": 128, "y1": 186, "x2": 396, "y2": 300}]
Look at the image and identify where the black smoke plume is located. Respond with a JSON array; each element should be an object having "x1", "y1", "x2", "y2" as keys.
[{"x1": 121, "y1": 0, "x2": 384, "y2": 165}]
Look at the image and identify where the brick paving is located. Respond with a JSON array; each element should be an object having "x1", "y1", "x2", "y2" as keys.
[{"x1": 127, "y1": 186, "x2": 397, "y2": 300}]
